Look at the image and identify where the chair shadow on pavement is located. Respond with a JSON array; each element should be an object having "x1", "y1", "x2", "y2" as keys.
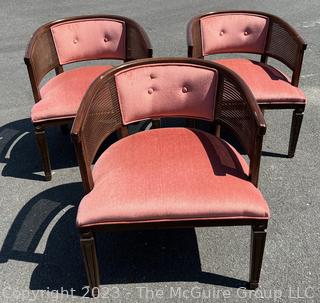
[
  {"x1": 0, "y1": 118, "x2": 153, "y2": 181},
  {"x1": 0, "y1": 183, "x2": 247, "y2": 297},
  {"x1": 0, "y1": 118, "x2": 77, "y2": 181}
]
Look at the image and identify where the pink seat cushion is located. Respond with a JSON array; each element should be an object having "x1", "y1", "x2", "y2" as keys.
[
  {"x1": 31, "y1": 65, "x2": 112, "y2": 122},
  {"x1": 77, "y1": 128, "x2": 269, "y2": 227},
  {"x1": 215, "y1": 58, "x2": 306, "y2": 105}
]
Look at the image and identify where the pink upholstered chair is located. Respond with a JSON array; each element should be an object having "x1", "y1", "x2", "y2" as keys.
[
  {"x1": 25, "y1": 15, "x2": 152, "y2": 180},
  {"x1": 187, "y1": 11, "x2": 307, "y2": 157},
  {"x1": 71, "y1": 58, "x2": 270, "y2": 296}
]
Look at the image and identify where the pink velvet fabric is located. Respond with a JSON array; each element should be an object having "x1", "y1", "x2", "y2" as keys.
[
  {"x1": 115, "y1": 64, "x2": 218, "y2": 124},
  {"x1": 51, "y1": 19, "x2": 126, "y2": 65},
  {"x1": 77, "y1": 128, "x2": 270, "y2": 227},
  {"x1": 31, "y1": 65, "x2": 112, "y2": 122},
  {"x1": 215, "y1": 58, "x2": 306, "y2": 104},
  {"x1": 200, "y1": 13, "x2": 269, "y2": 55}
]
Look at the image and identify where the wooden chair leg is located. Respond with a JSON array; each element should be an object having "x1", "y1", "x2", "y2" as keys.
[
  {"x1": 116, "y1": 126, "x2": 129, "y2": 140},
  {"x1": 288, "y1": 109, "x2": 304, "y2": 158},
  {"x1": 34, "y1": 125, "x2": 52, "y2": 181},
  {"x1": 248, "y1": 223, "x2": 267, "y2": 290},
  {"x1": 80, "y1": 231, "x2": 100, "y2": 297},
  {"x1": 214, "y1": 124, "x2": 221, "y2": 137}
]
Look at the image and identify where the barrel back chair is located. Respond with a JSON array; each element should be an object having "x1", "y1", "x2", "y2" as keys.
[
  {"x1": 187, "y1": 10, "x2": 307, "y2": 157},
  {"x1": 24, "y1": 15, "x2": 152, "y2": 180},
  {"x1": 71, "y1": 58, "x2": 270, "y2": 296}
]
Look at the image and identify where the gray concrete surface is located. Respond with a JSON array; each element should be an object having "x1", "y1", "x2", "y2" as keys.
[{"x1": 0, "y1": 0, "x2": 319, "y2": 302}]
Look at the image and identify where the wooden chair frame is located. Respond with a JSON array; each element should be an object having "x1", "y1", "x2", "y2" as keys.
[
  {"x1": 187, "y1": 10, "x2": 307, "y2": 157},
  {"x1": 24, "y1": 15, "x2": 152, "y2": 180},
  {"x1": 71, "y1": 57, "x2": 268, "y2": 295}
]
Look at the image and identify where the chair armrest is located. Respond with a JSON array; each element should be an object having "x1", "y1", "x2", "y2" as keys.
[
  {"x1": 125, "y1": 19, "x2": 153, "y2": 60},
  {"x1": 186, "y1": 18, "x2": 194, "y2": 56},
  {"x1": 71, "y1": 71, "x2": 123, "y2": 193},
  {"x1": 187, "y1": 16, "x2": 204, "y2": 59},
  {"x1": 214, "y1": 63, "x2": 266, "y2": 186},
  {"x1": 24, "y1": 25, "x2": 60, "y2": 102},
  {"x1": 265, "y1": 15, "x2": 307, "y2": 86},
  {"x1": 186, "y1": 17, "x2": 203, "y2": 58}
]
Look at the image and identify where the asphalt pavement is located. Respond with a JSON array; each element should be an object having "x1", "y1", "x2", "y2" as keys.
[{"x1": 0, "y1": 0, "x2": 319, "y2": 302}]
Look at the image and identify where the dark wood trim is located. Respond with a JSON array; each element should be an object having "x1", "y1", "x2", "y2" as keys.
[
  {"x1": 259, "y1": 103, "x2": 305, "y2": 110},
  {"x1": 79, "y1": 218, "x2": 269, "y2": 233},
  {"x1": 249, "y1": 134, "x2": 264, "y2": 187},
  {"x1": 34, "y1": 125, "x2": 52, "y2": 181},
  {"x1": 186, "y1": 18, "x2": 203, "y2": 58},
  {"x1": 117, "y1": 126, "x2": 129, "y2": 139},
  {"x1": 249, "y1": 223, "x2": 267, "y2": 289},
  {"x1": 288, "y1": 108, "x2": 304, "y2": 158},
  {"x1": 24, "y1": 57, "x2": 41, "y2": 102},
  {"x1": 80, "y1": 231, "x2": 100, "y2": 297},
  {"x1": 33, "y1": 117, "x2": 75, "y2": 128},
  {"x1": 291, "y1": 43, "x2": 307, "y2": 86},
  {"x1": 71, "y1": 132, "x2": 94, "y2": 194}
]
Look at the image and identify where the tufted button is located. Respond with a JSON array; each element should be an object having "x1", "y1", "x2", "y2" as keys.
[
  {"x1": 104, "y1": 36, "x2": 108, "y2": 43},
  {"x1": 73, "y1": 39, "x2": 78, "y2": 44},
  {"x1": 182, "y1": 86, "x2": 188, "y2": 93},
  {"x1": 244, "y1": 31, "x2": 249, "y2": 36},
  {"x1": 150, "y1": 74, "x2": 155, "y2": 79},
  {"x1": 219, "y1": 31, "x2": 224, "y2": 36},
  {"x1": 148, "y1": 88, "x2": 154, "y2": 94}
]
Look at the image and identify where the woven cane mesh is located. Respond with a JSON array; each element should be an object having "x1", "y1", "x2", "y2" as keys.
[
  {"x1": 215, "y1": 73, "x2": 257, "y2": 159},
  {"x1": 265, "y1": 19, "x2": 299, "y2": 70},
  {"x1": 81, "y1": 77, "x2": 122, "y2": 163}
]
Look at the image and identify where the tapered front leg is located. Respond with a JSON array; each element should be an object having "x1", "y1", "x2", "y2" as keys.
[
  {"x1": 34, "y1": 125, "x2": 51, "y2": 181},
  {"x1": 288, "y1": 109, "x2": 304, "y2": 158},
  {"x1": 214, "y1": 124, "x2": 221, "y2": 137},
  {"x1": 80, "y1": 231, "x2": 100, "y2": 297},
  {"x1": 248, "y1": 223, "x2": 267, "y2": 290}
]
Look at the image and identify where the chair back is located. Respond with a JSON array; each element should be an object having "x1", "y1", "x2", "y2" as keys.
[
  {"x1": 71, "y1": 58, "x2": 266, "y2": 192},
  {"x1": 115, "y1": 63, "x2": 218, "y2": 124},
  {"x1": 24, "y1": 15, "x2": 152, "y2": 101},
  {"x1": 200, "y1": 13, "x2": 269, "y2": 56},
  {"x1": 187, "y1": 11, "x2": 307, "y2": 85},
  {"x1": 51, "y1": 18, "x2": 126, "y2": 64}
]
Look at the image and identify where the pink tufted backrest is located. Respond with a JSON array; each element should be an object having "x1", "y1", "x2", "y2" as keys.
[
  {"x1": 115, "y1": 63, "x2": 218, "y2": 124},
  {"x1": 200, "y1": 13, "x2": 269, "y2": 56},
  {"x1": 51, "y1": 18, "x2": 126, "y2": 65}
]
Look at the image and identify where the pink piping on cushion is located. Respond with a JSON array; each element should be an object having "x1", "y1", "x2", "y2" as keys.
[
  {"x1": 51, "y1": 18, "x2": 126, "y2": 65},
  {"x1": 200, "y1": 13, "x2": 269, "y2": 56},
  {"x1": 115, "y1": 63, "x2": 218, "y2": 124}
]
